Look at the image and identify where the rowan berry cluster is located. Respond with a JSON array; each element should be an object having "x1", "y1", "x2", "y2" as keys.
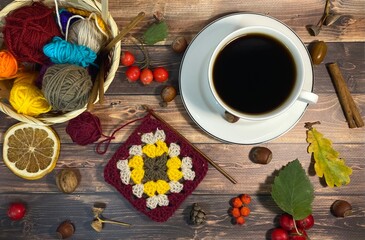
[{"x1": 229, "y1": 194, "x2": 251, "y2": 225}]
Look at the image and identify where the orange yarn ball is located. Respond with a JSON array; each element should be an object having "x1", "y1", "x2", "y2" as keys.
[{"x1": 0, "y1": 50, "x2": 18, "y2": 79}]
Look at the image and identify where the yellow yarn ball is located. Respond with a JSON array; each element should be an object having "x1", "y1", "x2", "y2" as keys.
[{"x1": 9, "y1": 73, "x2": 52, "y2": 117}]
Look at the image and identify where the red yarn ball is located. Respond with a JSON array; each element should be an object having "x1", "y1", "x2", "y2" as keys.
[
  {"x1": 66, "y1": 112, "x2": 103, "y2": 146},
  {"x1": 3, "y1": 2, "x2": 61, "y2": 64}
]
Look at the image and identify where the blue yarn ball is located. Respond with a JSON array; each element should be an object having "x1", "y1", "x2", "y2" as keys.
[
  {"x1": 43, "y1": 36, "x2": 97, "y2": 67},
  {"x1": 59, "y1": 9, "x2": 78, "y2": 34}
]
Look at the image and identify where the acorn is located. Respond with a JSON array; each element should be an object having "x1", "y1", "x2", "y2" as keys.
[
  {"x1": 309, "y1": 41, "x2": 327, "y2": 65},
  {"x1": 331, "y1": 200, "x2": 352, "y2": 217},
  {"x1": 56, "y1": 220, "x2": 75, "y2": 239},
  {"x1": 249, "y1": 146, "x2": 272, "y2": 164}
]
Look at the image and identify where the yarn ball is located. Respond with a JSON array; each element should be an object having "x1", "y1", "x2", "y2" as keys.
[
  {"x1": 0, "y1": 50, "x2": 18, "y2": 78},
  {"x1": 67, "y1": 18, "x2": 107, "y2": 53},
  {"x1": 9, "y1": 72, "x2": 52, "y2": 117},
  {"x1": 59, "y1": 9, "x2": 79, "y2": 35},
  {"x1": 66, "y1": 111, "x2": 103, "y2": 145},
  {"x1": 3, "y1": 2, "x2": 62, "y2": 64},
  {"x1": 66, "y1": 7, "x2": 108, "y2": 35},
  {"x1": 42, "y1": 64, "x2": 93, "y2": 112},
  {"x1": 43, "y1": 36, "x2": 97, "y2": 67}
]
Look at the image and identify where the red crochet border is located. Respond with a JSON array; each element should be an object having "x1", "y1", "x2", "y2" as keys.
[{"x1": 104, "y1": 115, "x2": 208, "y2": 222}]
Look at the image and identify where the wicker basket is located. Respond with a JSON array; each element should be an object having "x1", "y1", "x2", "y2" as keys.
[{"x1": 0, "y1": 0, "x2": 121, "y2": 125}]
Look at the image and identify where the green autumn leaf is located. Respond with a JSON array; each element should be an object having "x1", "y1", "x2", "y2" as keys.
[
  {"x1": 142, "y1": 21, "x2": 168, "y2": 45},
  {"x1": 307, "y1": 127, "x2": 352, "y2": 187},
  {"x1": 271, "y1": 159, "x2": 314, "y2": 220}
]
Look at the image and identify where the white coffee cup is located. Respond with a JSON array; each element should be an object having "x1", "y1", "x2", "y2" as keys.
[{"x1": 208, "y1": 26, "x2": 318, "y2": 121}]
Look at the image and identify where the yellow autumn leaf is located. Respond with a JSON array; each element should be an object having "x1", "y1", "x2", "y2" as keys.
[{"x1": 306, "y1": 127, "x2": 352, "y2": 187}]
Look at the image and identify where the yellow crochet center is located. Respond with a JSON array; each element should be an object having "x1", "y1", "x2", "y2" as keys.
[
  {"x1": 166, "y1": 157, "x2": 182, "y2": 169},
  {"x1": 142, "y1": 144, "x2": 157, "y2": 158},
  {"x1": 167, "y1": 168, "x2": 183, "y2": 181},
  {"x1": 130, "y1": 168, "x2": 144, "y2": 184},
  {"x1": 128, "y1": 155, "x2": 144, "y2": 169},
  {"x1": 156, "y1": 180, "x2": 170, "y2": 195},
  {"x1": 143, "y1": 181, "x2": 157, "y2": 197}
]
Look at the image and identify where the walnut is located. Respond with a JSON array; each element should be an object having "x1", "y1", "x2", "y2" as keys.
[{"x1": 56, "y1": 168, "x2": 80, "y2": 194}]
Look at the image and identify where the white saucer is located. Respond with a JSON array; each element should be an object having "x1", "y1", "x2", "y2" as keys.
[{"x1": 179, "y1": 13, "x2": 314, "y2": 144}]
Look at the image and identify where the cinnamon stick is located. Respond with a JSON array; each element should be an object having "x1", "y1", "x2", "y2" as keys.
[
  {"x1": 144, "y1": 105, "x2": 237, "y2": 184},
  {"x1": 327, "y1": 62, "x2": 364, "y2": 128}
]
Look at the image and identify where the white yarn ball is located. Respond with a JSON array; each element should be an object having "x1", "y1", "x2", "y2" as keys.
[{"x1": 67, "y1": 19, "x2": 106, "y2": 53}]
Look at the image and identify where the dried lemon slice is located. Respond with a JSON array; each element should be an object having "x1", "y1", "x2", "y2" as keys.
[{"x1": 3, "y1": 123, "x2": 60, "y2": 180}]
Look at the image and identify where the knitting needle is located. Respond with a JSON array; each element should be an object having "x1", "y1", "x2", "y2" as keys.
[
  {"x1": 87, "y1": 12, "x2": 145, "y2": 111},
  {"x1": 98, "y1": 12, "x2": 146, "y2": 104},
  {"x1": 144, "y1": 105, "x2": 237, "y2": 184}
]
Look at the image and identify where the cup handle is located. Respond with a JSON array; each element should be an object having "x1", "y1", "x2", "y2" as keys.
[{"x1": 298, "y1": 90, "x2": 318, "y2": 104}]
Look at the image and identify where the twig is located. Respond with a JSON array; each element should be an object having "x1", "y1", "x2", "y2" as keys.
[{"x1": 143, "y1": 105, "x2": 237, "y2": 184}]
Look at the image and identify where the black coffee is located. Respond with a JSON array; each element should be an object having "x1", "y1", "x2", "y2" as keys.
[{"x1": 212, "y1": 33, "x2": 296, "y2": 115}]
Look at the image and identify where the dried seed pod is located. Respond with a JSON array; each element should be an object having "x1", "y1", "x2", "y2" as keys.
[
  {"x1": 190, "y1": 203, "x2": 206, "y2": 225},
  {"x1": 56, "y1": 220, "x2": 75, "y2": 239},
  {"x1": 91, "y1": 219, "x2": 103, "y2": 232},
  {"x1": 92, "y1": 202, "x2": 106, "y2": 217},
  {"x1": 331, "y1": 200, "x2": 352, "y2": 217},
  {"x1": 249, "y1": 147, "x2": 272, "y2": 164},
  {"x1": 56, "y1": 168, "x2": 80, "y2": 194},
  {"x1": 324, "y1": 13, "x2": 342, "y2": 26},
  {"x1": 172, "y1": 36, "x2": 188, "y2": 53},
  {"x1": 224, "y1": 111, "x2": 239, "y2": 123}
]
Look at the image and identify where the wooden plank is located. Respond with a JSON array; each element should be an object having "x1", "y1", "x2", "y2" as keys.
[
  {"x1": 0, "y1": 94, "x2": 364, "y2": 144},
  {"x1": 0, "y1": 193, "x2": 364, "y2": 240},
  {"x1": 0, "y1": 143, "x2": 363, "y2": 195},
  {"x1": 108, "y1": 0, "x2": 365, "y2": 42}
]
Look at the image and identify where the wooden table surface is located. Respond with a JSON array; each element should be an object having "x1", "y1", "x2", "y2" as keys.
[{"x1": 1, "y1": 0, "x2": 364, "y2": 239}]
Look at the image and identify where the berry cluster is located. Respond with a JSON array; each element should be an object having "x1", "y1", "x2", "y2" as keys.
[
  {"x1": 271, "y1": 213, "x2": 314, "y2": 240},
  {"x1": 121, "y1": 51, "x2": 169, "y2": 85},
  {"x1": 229, "y1": 194, "x2": 251, "y2": 225}
]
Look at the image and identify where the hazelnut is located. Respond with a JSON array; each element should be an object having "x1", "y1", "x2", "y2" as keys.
[
  {"x1": 224, "y1": 111, "x2": 239, "y2": 123},
  {"x1": 160, "y1": 85, "x2": 177, "y2": 107},
  {"x1": 331, "y1": 200, "x2": 352, "y2": 217},
  {"x1": 249, "y1": 147, "x2": 272, "y2": 164},
  {"x1": 172, "y1": 36, "x2": 188, "y2": 53},
  {"x1": 56, "y1": 168, "x2": 80, "y2": 194},
  {"x1": 309, "y1": 41, "x2": 327, "y2": 65},
  {"x1": 56, "y1": 220, "x2": 75, "y2": 239}
]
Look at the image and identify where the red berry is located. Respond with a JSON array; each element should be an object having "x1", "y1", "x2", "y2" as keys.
[
  {"x1": 231, "y1": 207, "x2": 241, "y2": 218},
  {"x1": 153, "y1": 67, "x2": 169, "y2": 83},
  {"x1": 125, "y1": 66, "x2": 141, "y2": 82},
  {"x1": 235, "y1": 216, "x2": 245, "y2": 225},
  {"x1": 231, "y1": 197, "x2": 243, "y2": 208},
  {"x1": 140, "y1": 68, "x2": 153, "y2": 85},
  {"x1": 279, "y1": 214, "x2": 295, "y2": 231},
  {"x1": 121, "y1": 51, "x2": 135, "y2": 67},
  {"x1": 240, "y1": 206, "x2": 250, "y2": 217},
  {"x1": 295, "y1": 214, "x2": 314, "y2": 230},
  {"x1": 271, "y1": 228, "x2": 289, "y2": 240},
  {"x1": 240, "y1": 194, "x2": 251, "y2": 205},
  {"x1": 288, "y1": 229, "x2": 308, "y2": 240},
  {"x1": 7, "y1": 202, "x2": 26, "y2": 221}
]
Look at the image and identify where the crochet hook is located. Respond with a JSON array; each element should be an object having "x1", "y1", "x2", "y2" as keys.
[{"x1": 144, "y1": 106, "x2": 238, "y2": 184}]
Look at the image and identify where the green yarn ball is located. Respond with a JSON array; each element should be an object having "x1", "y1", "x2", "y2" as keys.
[{"x1": 42, "y1": 64, "x2": 92, "y2": 112}]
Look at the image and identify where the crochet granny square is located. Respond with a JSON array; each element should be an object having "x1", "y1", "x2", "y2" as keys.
[{"x1": 104, "y1": 114, "x2": 208, "y2": 222}]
